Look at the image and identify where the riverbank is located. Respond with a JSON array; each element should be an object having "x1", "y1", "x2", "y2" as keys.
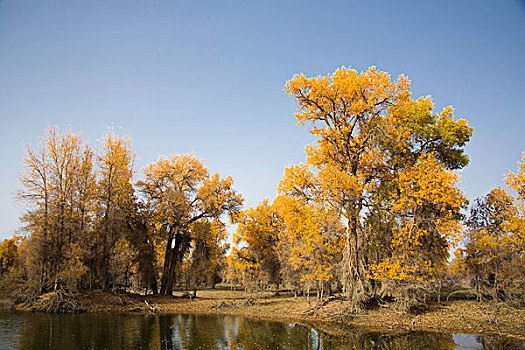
[{"x1": 8, "y1": 288, "x2": 525, "y2": 339}]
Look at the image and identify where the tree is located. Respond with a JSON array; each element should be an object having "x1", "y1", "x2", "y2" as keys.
[
  {"x1": 282, "y1": 66, "x2": 472, "y2": 311},
  {"x1": 138, "y1": 154, "x2": 243, "y2": 295},
  {"x1": 188, "y1": 220, "x2": 228, "y2": 295},
  {"x1": 225, "y1": 250, "x2": 244, "y2": 289},
  {"x1": 504, "y1": 152, "x2": 525, "y2": 252},
  {"x1": 18, "y1": 127, "x2": 95, "y2": 292},
  {"x1": 274, "y1": 195, "x2": 345, "y2": 299},
  {"x1": 464, "y1": 188, "x2": 514, "y2": 301},
  {"x1": 0, "y1": 237, "x2": 20, "y2": 275},
  {"x1": 368, "y1": 155, "x2": 467, "y2": 311},
  {"x1": 462, "y1": 153, "x2": 525, "y2": 303},
  {"x1": 126, "y1": 206, "x2": 159, "y2": 295},
  {"x1": 503, "y1": 153, "x2": 525, "y2": 304},
  {"x1": 93, "y1": 129, "x2": 136, "y2": 290},
  {"x1": 234, "y1": 199, "x2": 282, "y2": 292}
]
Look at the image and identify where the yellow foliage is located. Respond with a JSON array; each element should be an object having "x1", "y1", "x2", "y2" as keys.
[
  {"x1": 234, "y1": 200, "x2": 279, "y2": 261},
  {"x1": 274, "y1": 195, "x2": 344, "y2": 283},
  {"x1": 140, "y1": 154, "x2": 243, "y2": 233},
  {"x1": 370, "y1": 155, "x2": 467, "y2": 281},
  {"x1": 0, "y1": 237, "x2": 19, "y2": 274},
  {"x1": 462, "y1": 178, "x2": 524, "y2": 300},
  {"x1": 97, "y1": 128, "x2": 135, "y2": 212},
  {"x1": 504, "y1": 152, "x2": 525, "y2": 250}
]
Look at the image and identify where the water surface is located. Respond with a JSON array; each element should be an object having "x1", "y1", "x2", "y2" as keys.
[{"x1": 0, "y1": 312, "x2": 522, "y2": 350}]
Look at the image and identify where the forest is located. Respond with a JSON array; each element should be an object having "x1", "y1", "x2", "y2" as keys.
[{"x1": 1, "y1": 66, "x2": 524, "y2": 315}]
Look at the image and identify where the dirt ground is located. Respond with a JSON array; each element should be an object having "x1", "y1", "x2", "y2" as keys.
[{"x1": 13, "y1": 288, "x2": 524, "y2": 339}]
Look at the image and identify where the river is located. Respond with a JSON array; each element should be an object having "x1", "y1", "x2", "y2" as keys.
[{"x1": 0, "y1": 312, "x2": 523, "y2": 349}]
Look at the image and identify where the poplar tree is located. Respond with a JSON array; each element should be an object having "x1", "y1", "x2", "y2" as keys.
[{"x1": 282, "y1": 66, "x2": 472, "y2": 311}]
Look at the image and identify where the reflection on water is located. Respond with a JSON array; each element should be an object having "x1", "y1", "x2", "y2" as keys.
[{"x1": 0, "y1": 311, "x2": 523, "y2": 350}]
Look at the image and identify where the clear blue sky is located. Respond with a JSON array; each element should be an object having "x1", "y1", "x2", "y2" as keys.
[{"x1": 1, "y1": 0, "x2": 524, "y2": 239}]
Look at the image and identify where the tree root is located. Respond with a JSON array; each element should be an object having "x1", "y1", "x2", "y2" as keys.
[{"x1": 32, "y1": 289, "x2": 85, "y2": 314}]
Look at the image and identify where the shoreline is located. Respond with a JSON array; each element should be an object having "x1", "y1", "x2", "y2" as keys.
[{"x1": 9, "y1": 289, "x2": 525, "y2": 339}]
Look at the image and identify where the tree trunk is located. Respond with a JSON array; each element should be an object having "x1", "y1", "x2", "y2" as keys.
[
  {"x1": 160, "y1": 237, "x2": 174, "y2": 295},
  {"x1": 160, "y1": 231, "x2": 191, "y2": 295},
  {"x1": 476, "y1": 275, "x2": 481, "y2": 302},
  {"x1": 306, "y1": 285, "x2": 311, "y2": 305},
  {"x1": 150, "y1": 275, "x2": 158, "y2": 295},
  {"x1": 342, "y1": 210, "x2": 370, "y2": 313}
]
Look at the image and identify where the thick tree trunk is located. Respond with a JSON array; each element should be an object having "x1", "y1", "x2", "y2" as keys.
[
  {"x1": 160, "y1": 238, "x2": 173, "y2": 295},
  {"x1": 160, "y1": 230, "x2": 191, "y2": 295},
  {"x1": 342, "y1": 210, "x2": 370, "y2": 313},
  {"x1": 150, "y1": 274, "x2": 158, "y2": 295}
]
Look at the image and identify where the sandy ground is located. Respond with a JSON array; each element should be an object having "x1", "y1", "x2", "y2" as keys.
[{"x1": 17, "y1": 288, "x2": 524, "y2": 339}]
